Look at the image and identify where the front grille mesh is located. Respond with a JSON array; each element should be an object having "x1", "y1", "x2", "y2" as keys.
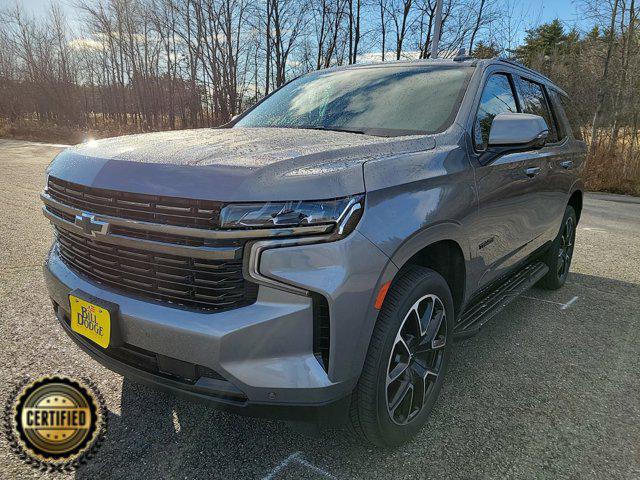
[
  {"x1": 47, "y1": 176, "x2": 222, "y2": 229},
  {"x1": 56, "y1": 227, "x2": 257, "y2": 311}
]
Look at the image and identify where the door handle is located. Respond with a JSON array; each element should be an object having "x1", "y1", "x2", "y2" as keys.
[
  {"x1": 525, "y1": 167, "x2": 541, "y2": 178},
  {"x1": 560, "y1": 160, "x2": 574, "y2": 169}
]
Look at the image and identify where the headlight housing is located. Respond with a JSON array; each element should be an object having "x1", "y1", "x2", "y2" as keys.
[{"x1": 220, "y1": 194, "x2": 364, "y2": 236}]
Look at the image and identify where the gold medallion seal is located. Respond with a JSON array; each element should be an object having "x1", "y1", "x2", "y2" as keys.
[{"x1": 5, "y1": 376, "x2": 106, "y2": 470}]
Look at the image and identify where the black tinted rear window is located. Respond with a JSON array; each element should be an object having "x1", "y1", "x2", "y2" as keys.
[{"x1": 557, "y1": 93, "x2": 583, "y2": 140}]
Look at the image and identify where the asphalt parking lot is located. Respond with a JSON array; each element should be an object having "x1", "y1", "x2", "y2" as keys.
[{"x1": 1, "y1": 138, "x2": 639, "y2": 479}]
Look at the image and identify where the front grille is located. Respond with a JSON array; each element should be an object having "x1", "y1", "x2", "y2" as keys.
[
  {"x1": 47, "y1": 176, "x2": 222, "y2": 229},
  {"x1": 56, "y1": 227, "x2": 257, "y2": 311}
]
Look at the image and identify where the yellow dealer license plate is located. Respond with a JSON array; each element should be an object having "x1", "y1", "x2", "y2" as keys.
[{"x1": 69, "y1": 295, "x2": 111, "y2": 348}]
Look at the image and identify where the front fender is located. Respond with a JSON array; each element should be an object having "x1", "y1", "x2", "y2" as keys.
[{"x1": 386, "y1": 220, "x2": 471, "y2": 269}]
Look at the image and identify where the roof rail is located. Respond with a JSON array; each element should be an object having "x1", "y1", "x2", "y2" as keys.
[
  {"x1": 494, "y1": 56, "x2": 555, "y2": 84},
  {"x1": 496, "y1": 57, "x2": 526, "y2": 69}
]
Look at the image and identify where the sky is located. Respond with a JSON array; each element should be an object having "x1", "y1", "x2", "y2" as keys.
[{"x1": 7, "y1": 0, "x2": 593, "y2": 47}]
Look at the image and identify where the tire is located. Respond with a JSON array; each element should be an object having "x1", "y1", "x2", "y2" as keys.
[
  {"x1": 349, "y1": 266, "x2": 454, "y2": 447},
  {"x1": 538, "y1": 205, "x2": 577, "y2": 290}
]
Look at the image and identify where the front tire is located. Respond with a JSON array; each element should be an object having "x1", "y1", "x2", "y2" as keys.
[
  {"x1": 349, "y1": 266, "x2": 454, "y2": 447},
  {"x1": 539, "y1": 205, "x2": 577, "y2": 290}
]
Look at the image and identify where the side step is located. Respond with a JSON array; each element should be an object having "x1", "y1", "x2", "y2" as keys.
[{"x1": 453, "y1": 261, "x2": 549, "y2": 340}]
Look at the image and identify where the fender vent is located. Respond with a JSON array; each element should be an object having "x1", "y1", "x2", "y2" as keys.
[{"x1": 312, "y1": 294, "x2": 330, "y2": 372}]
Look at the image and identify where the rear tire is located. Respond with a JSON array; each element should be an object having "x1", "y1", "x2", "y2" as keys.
[
  {"x1": 538, "y1": 205, "x2": 577, "y2": 290},
  {"x1": 349, "y1": 266, "x2": 454, "y2": 447}
]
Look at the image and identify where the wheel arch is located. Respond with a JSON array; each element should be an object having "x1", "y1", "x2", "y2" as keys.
[
  {"x1": 568, "y1": 189, "x2": 583, "y2": 223},
  {"x1": 385, "y1": 223, "x2": 470, "y2": 320},
  {"x1": 349, "y1": 226, "x2": 469, "y2": 391},
  {"x1": 401, "y1": 240, "x2": 466, "y2": 320}
]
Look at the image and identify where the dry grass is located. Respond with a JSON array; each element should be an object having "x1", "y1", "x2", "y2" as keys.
[
  {"x1": 0, "y1": 118, "x2": 163, "y2": 145},
  {"x1": 584, "y1": 129, "x2": 640, "y2": 196}
]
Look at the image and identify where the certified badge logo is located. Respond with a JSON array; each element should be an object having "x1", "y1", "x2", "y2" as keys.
[{"x1": 4, "y1": 376, "x2": 106, "y2": 471}]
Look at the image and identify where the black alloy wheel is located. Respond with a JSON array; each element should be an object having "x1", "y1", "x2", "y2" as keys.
[
  {"x1": 557, "y1": 215, "x2": 575, "y2": 281},
  {"x1": 539, "y1": 204, "x2": 577, "y2": 290},
  {"x1": 349, "y1": 266, "x2": 454, "y2": 447}
]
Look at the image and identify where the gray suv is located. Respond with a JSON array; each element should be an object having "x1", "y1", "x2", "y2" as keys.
[{"x1": 42, "y1": 57, "x2": 585, "y2": 446}]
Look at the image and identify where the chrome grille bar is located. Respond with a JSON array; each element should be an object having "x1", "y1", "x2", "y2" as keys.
[
  {"x1": 43, "y1": 205, "x2": 242, "y2": 260},
  {"x1": 41, "y1": 192, "x2": 334, "y2": 241}
]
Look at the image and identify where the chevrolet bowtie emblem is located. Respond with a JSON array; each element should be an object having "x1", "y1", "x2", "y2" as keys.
[{"x1": 74, "y1": 213, "x2": 109, "y2": 236}]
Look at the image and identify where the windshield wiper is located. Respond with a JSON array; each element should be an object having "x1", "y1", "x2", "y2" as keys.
[{"x1": 294, "y1": 126, "x2": 366, "y2": 135}]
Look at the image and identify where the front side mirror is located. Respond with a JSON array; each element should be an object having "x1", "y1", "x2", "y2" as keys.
[
  {"x1": 488, "y1": 112, "x2": 549, "y2": 148},
  {"x1": 480, "y1": 112, "x2": 549, "y2": 165}
]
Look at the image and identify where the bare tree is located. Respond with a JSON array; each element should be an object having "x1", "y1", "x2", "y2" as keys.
[
  {"x1": 1, "y1": 0, "x2": 639, "y2": 196},
  {"x1": 589, "y1": 0, "x2": 619, "y2": 154},
  {"x1": 388, "y1": 0, "x2": 413, "y2": 59},
  {"x1": 348, "y1": 0, "x2": 361, "y2": 63},
  {"x1": 468, "y1": 0, "x2": 485, "y2": 53}
]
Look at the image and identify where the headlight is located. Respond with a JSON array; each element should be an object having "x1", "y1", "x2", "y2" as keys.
[{"x1": 220, "y1": 194, "x2": 364, "y2": 236}]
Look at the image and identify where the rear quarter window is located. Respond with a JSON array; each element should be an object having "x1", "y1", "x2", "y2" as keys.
[{"x1": 556, "y1": 93, "x2": 584, "y2": 140}]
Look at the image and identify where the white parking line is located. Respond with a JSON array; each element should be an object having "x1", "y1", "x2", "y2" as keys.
[
  {"x1": 263, "y1": 452, "x2": 301, "y2": 480},
  {"x1": 521, "y1": 295, "x2": 579, "y2": 310},
  {"x1": 262, "y1": 451, "x2": 337, "y2": 480},
  {"x1": 561, "y1": 296, "x2": 579, "y2": 310}
]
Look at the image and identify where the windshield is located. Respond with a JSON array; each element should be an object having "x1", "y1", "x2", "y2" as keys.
[{"x1": 235, "y1": 65, "x2": 473, "y2": 137}]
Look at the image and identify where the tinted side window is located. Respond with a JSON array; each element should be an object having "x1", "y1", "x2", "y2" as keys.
[
  {"x1": 557, "y1": 93, "x2": 583, "y2": 140},
  {"x1": 474, "y1": 73, "x2": 518, "y2": 150},
  {"x1": 518, "y1": 78, "x2": 558, "y2": 143},
  {"x1": 547, "y1": 89, "x2": 569, "y2": 140}
]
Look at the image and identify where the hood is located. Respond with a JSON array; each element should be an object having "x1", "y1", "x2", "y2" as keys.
[{"x1": 47, "y1": 127, "x2": 435, "y2": 201}]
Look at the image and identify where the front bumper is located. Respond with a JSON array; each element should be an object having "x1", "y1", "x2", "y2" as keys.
[{"x1": 44, "y1": 230, "x2": 394, "y2": 420}]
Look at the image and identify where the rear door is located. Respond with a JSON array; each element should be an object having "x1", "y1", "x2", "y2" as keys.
[
  {"x1": 513, "y1": 75, "x2": 573, "y2": 244},
  {"x1": 470, "y1": 70, "x2": 551, "y2": 288},
  {"x1": 547, "y1": 88, "x2": 588, "y2": 223}
]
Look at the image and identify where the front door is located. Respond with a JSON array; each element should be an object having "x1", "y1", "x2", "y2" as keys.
[{"x1": 468, "y1": 71, "x2": 551, "y2": 289}]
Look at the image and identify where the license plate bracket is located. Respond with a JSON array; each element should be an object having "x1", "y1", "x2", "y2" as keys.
[{"x1": 68, "y1": 290, "x2": 123, "y2": 349}]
